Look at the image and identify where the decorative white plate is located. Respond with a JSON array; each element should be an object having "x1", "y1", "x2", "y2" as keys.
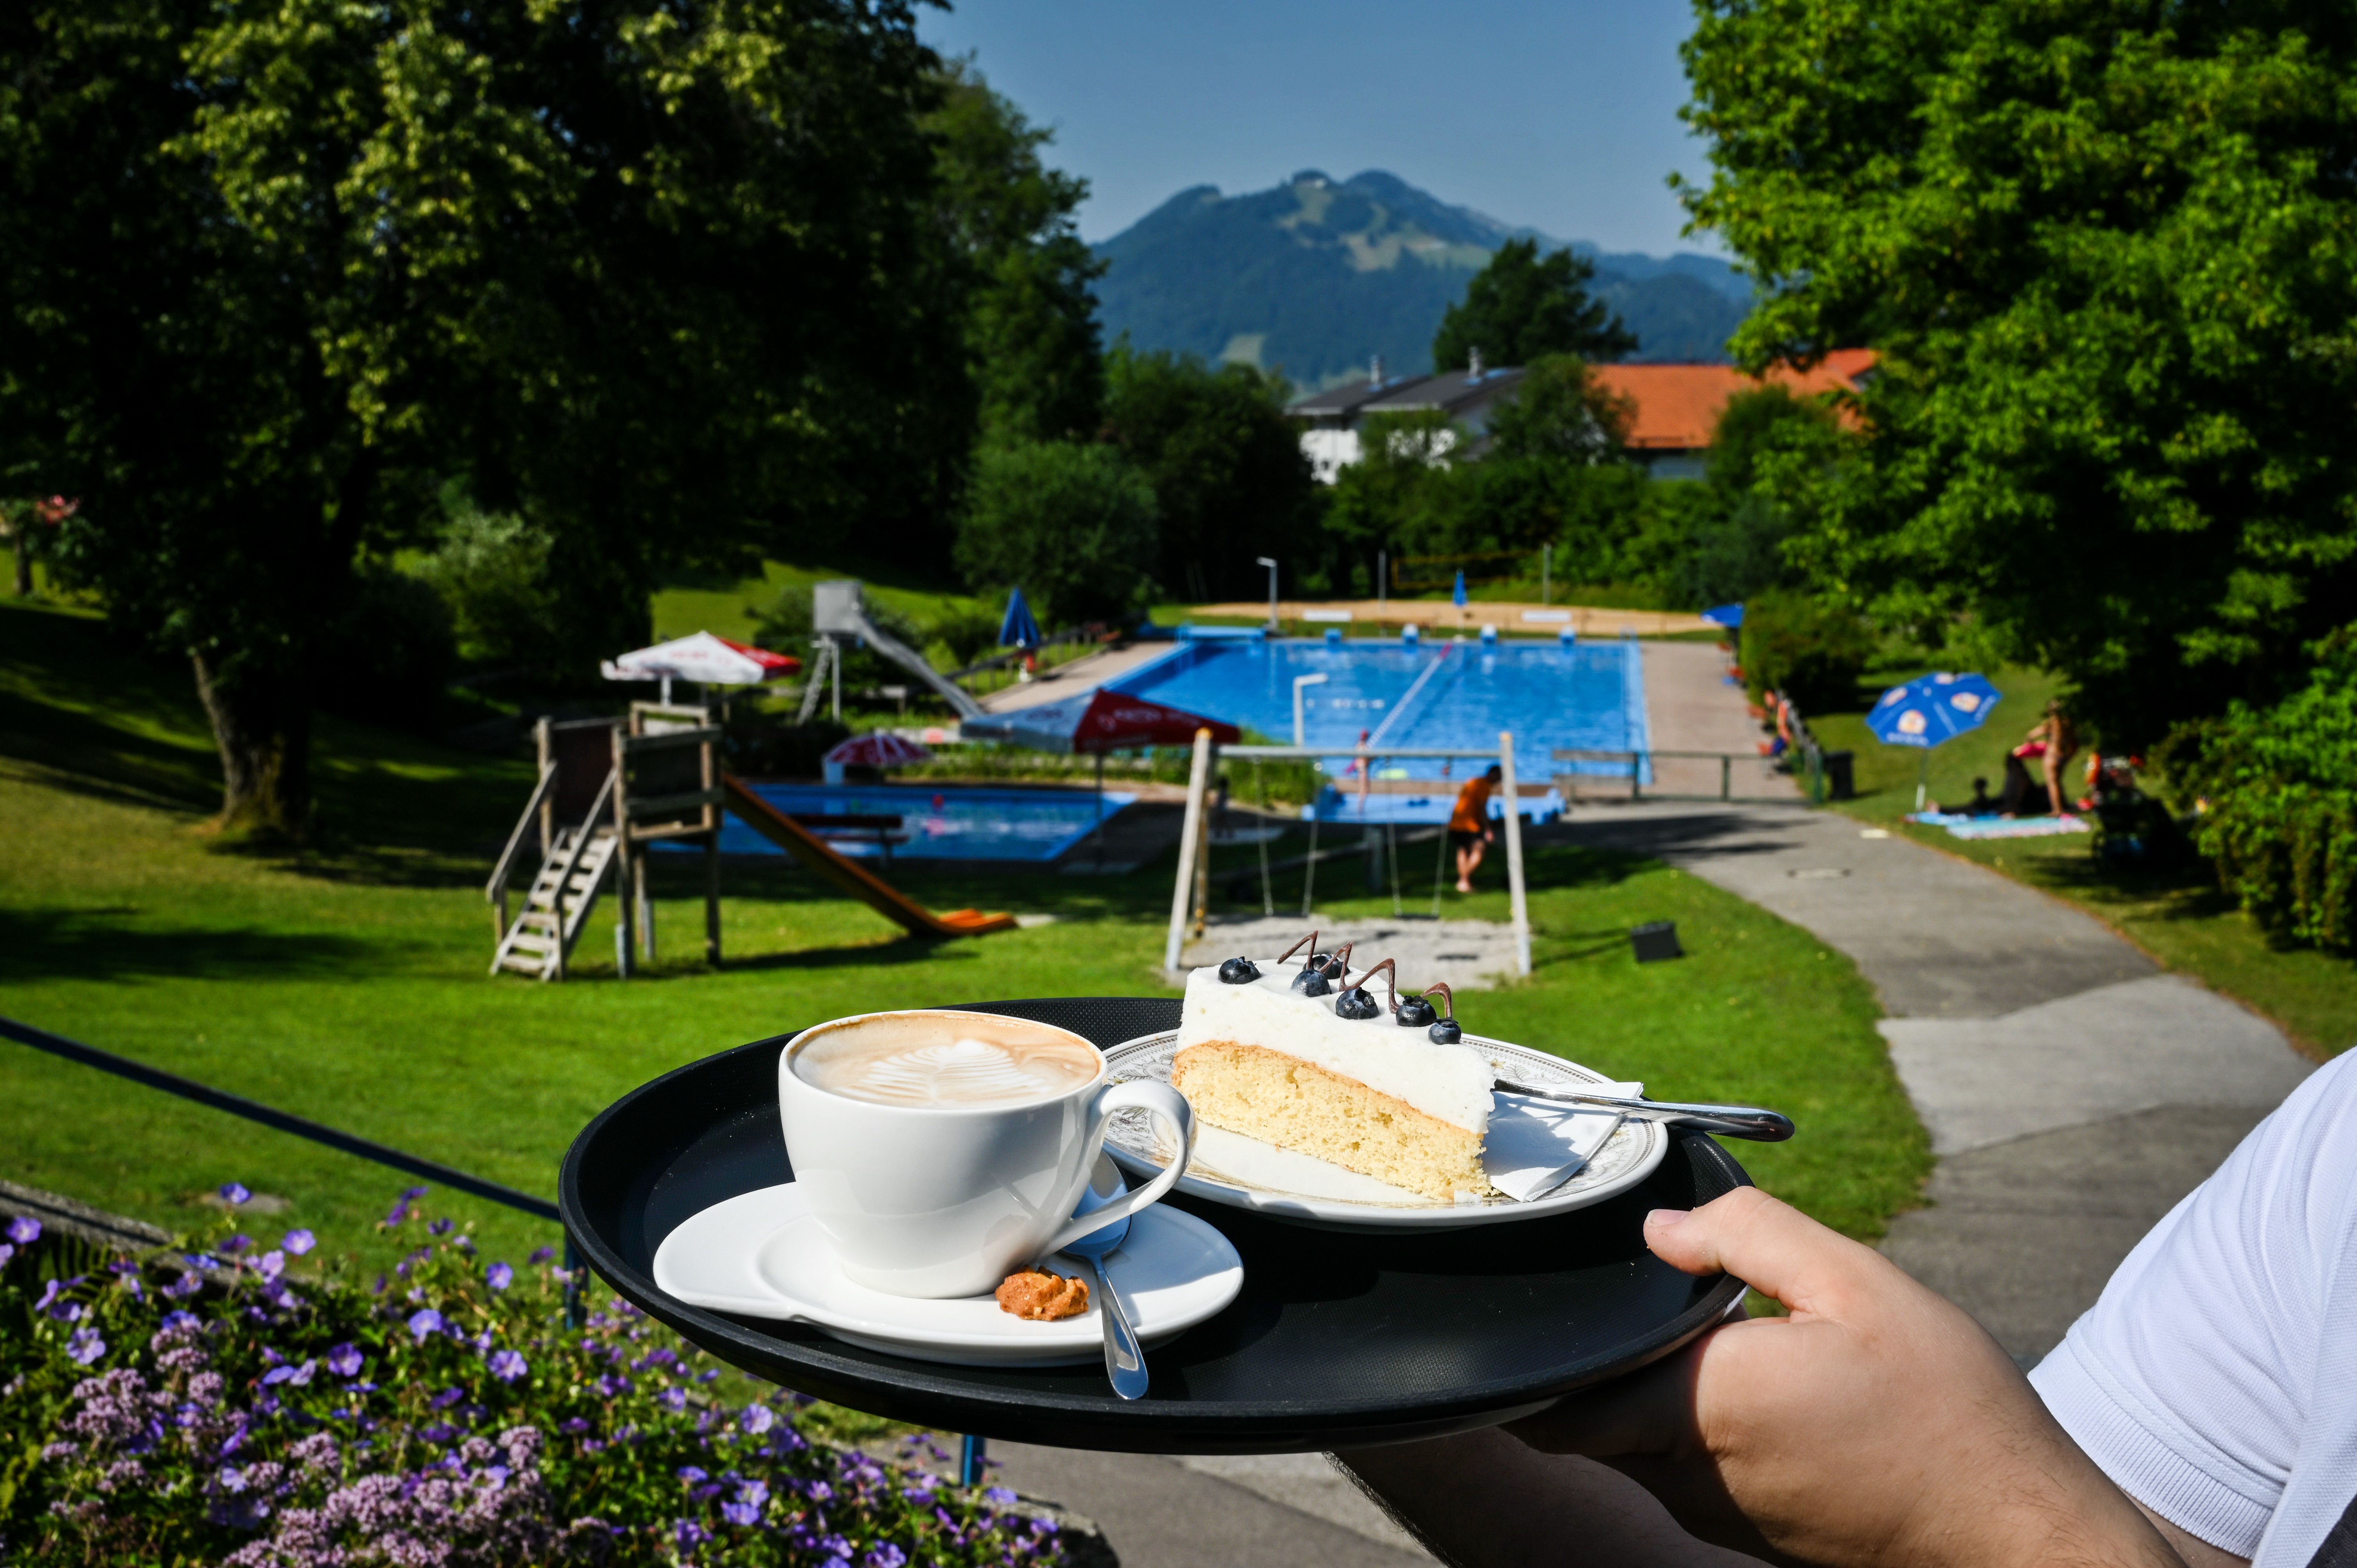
[
  {"x1": 1100, "y1": 1031, "x2": 1669, "y2": 1230},
  {"x1": 652, "y1": 1183, "x2": 1245, "y2": 1367}
]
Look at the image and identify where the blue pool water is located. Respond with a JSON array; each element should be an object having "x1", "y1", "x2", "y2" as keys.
[
  {"x1": 1111, "y1": 636, "x2": 1649, "y2": 783},
  {"x1": 687, "y1": 783, "x2": 1136, "y2": 863}
]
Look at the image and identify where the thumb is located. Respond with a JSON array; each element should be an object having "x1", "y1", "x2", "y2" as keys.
[{"x1": 1645, "y1": 1188, "x2": 1887, "y2": 1314}]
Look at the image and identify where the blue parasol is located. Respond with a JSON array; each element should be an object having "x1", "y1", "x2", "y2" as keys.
[
  {"x1": 1702, "y1": 603, "x2": 1745, "y2": 630},
  {"x1": 1869, "y1": 672, "x2": 2004, "y2": 810},
  {"x1": 1452, "y1": 569, "x2": 1467, "y2": 607},
  {"x1": 998, "y1": 588, "x2": 1041, "y2": 649},
  {"x1": 1868, "y1": 672, "x2": 2002, "y2": 748}
]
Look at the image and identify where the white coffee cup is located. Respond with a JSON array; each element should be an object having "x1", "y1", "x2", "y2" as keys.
[{"x1": 777, "y1": 1009, "x2": 1194, "y2": 1298}]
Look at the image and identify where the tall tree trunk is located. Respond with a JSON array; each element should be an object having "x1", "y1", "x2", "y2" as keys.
[{"x1": 189, "y1": 646, "x2": 313, "y2": 841}]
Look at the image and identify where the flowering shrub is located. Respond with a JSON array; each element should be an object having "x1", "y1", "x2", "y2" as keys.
[{"x1": 0, "y1": 1189, "x2": 1070, "y2": 1566}]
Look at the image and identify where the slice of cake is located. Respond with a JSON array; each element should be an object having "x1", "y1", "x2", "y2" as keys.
[{"x1": 1170, "y1": 941, "x2": 1494, "y2": 1201}]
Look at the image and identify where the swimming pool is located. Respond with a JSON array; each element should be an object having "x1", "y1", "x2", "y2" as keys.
[
  {"x1": 1110, "y1": 636, "x2": 1649, "y2": 782},
  {"x1": 689, "y1": 783, "x2": 1136, "y2": 863}
]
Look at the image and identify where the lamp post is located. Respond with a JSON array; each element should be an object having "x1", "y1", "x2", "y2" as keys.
[
  {"x1": 1292, "y1": 672, "x2": 1329, "y2": 747},
  {"x1": 1256, "y1": 556, "x2": 1279, "y2": 632}
]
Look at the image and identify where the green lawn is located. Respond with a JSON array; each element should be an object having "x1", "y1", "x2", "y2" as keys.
[
  {"x1": 0, "y1": 599, "x2": 1925, "y2": 1284},
  {"x1": 648, "y1": 558, "x2": 994, "y2": 647},
  {"x1": 1809, "y1": 659, "x2": 2355, "y2": 1059}
]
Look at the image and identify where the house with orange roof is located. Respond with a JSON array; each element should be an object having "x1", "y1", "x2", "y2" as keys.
[
  {"x1": 1286, "y1": 348, "x2": 1875, "y2": 481},
  {"x1": 1590, "y1": 348, "x2": 1877, "y2": 479}
]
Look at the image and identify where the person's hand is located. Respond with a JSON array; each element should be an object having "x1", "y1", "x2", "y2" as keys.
[{"x1": 1507, "y1": 1189, "x2": 2185, "y2": 1568}]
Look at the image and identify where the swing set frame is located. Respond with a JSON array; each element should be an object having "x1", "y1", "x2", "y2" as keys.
[{"x1": 1161, "y1": 733, "x2": 1534, "y2": 981}]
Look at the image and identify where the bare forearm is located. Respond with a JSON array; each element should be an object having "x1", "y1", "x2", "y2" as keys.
[{"x1": 1331, "y1": 1427, "x2": 1769, "y2": 1568}]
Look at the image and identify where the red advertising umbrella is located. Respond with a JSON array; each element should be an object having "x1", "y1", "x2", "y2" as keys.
[{"x1": 961, "y1": 689, "x2": 1239, "y2": 754}]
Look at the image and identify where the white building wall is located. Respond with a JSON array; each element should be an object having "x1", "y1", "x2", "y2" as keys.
[{"x1": 1301, "y1": 426, "x2": 1362, "y2": 485}]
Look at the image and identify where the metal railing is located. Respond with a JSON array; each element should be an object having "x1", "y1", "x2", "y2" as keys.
[
  {"x1": 0, "y1": 1012, "x2": 580, "y2": 1320},
  {"x1": 1551, "y1": 747, "x2": 1816, "y2": 802}
]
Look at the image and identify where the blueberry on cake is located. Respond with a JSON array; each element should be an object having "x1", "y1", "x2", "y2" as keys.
[{"x1": 1171, "y1": 934, "x2": 1492, "y2": 1200}]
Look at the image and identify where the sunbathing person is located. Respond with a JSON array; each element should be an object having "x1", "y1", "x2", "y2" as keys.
[{"x1": 2014, "y1": 700, "x2": 2080, "y2": 815}]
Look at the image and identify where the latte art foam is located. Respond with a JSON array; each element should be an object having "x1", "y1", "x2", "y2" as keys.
[{"x1": 792, "y1": 1013, "x2": 1099, "y2": 1107}]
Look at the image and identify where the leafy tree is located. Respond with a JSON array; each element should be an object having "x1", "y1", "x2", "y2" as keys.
[
  {"x1": 1487, "y1": 354, "x2": 1633, "y2": 464},
  {"x1": 1682, "y1": 0, "x2": 2357, "y2": 743},
  {"x1": 2, "y1": 0, "x2": 963, "y2": 837},
  {"x1": 954, "y1": 443, "x2": 1158, "y2": 628},
  {"x1": 1099, "y1": 346, "x2": 1318, "y2": 602},
  {"x1": 1431, "y1": 239, "x2": 1638, "y2": 371},
  {"x1": 414, "y1": 501, "x2": 563, "y2": 679},
  {"x1": 928, "y1": 59, "x2": 1105, "y2": 445}
]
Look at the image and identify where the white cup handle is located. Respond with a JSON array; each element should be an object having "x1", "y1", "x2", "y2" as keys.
[{"x1": 1042, "y1": 1079, "x2": 1194, "y2": 1257}]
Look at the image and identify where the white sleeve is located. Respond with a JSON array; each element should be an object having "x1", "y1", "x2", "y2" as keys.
[{"x1": 2029, "y1": 1050, "x2": 2357, "y2": 1566}]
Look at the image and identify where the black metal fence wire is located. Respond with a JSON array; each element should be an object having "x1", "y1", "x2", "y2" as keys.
[{"x1": 0, "y1": 1012, "x2": 581, "y2": 1320}]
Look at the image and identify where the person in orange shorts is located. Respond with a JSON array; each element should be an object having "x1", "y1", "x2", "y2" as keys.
[{"x1": 1447, "y1": 765, "x2": 1502, "y2": 893}]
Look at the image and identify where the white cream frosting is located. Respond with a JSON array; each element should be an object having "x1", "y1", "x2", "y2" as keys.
[{"x1": 1177, "y1": 959, "x2": 1493, "y2": 1133}]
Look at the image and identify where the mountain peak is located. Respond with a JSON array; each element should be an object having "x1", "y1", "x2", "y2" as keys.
[{"x1": 1093, "y1": 170, "x2": 1751, "y2": 389}]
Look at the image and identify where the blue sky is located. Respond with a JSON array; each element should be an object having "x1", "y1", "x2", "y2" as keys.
[{"x1": 918, "y1": 0, "x2": 1722, "y2": 257}]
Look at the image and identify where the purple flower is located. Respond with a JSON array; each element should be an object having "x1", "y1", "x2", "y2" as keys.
[
  {"x1": 327, "y1": 1343, "x2": 364, "y2": 1377},
  {"x1": 161, "y1": 1310, "x2": 200, "y2": 1333},
  {"x1": 740, "y1": 1404, "x2": 774, "y2": 1436},
  {"x1": 431, "y1": 1386, "x2": 465, "y2": 1409},
  {"x1": 561, "y1": 1417, "x2": 590, "y2": 1434},
  {"x1": 0, "y1": 1243, "x2": 12, "y2": 1270},
  {"x1": 485, "y1": 1261, "x2": 513, "y2": 1291},
  {"x1": 721, "y1": 1499, "x2": 760, "y2": 1526},
  {"x1": 402, "y1": 1185, "x2": 428, "y2": 1200},
  {"x1": 428, "y1": 1218, "x2": 454, "y2": 1236},
  {"x1": 219, "y1": 1182, "x2": 251, "y2": 1206},
  {"x1": 528, "y1": 1246, "x2": 555, "y2": 1264},
  {"x1": 220, "y1": 1234, "x2": 251, "y2": 1255},
  {"x1": 657, "y1": 1387, "x2": 687, "y2": 1411},
  {"x1": 255, "y1": 1250, "x2": 286, "y2": 1281},
  {"x1": 864, "y1": 1548, "x2": 908, "y2": 1568},
  {"x1": 488, "y1": 1349, "x2": 527, "y2": 1383},
  {"x1": 674, "y1": 1520, "x2": 709, "y2": 1550},
  {"x1": 406, "y1": 1308, "x2": 445, "y2": 1343},
  {"x1": 281, "y1": 1229, "x2": 315, "y2": 1256},
  {"x1": 5, "y1": 1215, "x2": 37, "y2": 1245},
  {"x1": 984, "y1": 1486, "x2": 1018, "y2": 1504},
  {"x1": 676, "y1": 1465, "x2": 709, "y2": 1483},
  {"x1": 33, "y1": 1277, "x2": 64, "y2": 1312},
  {"x1": 163, "y1": 1271, "x2": 202, "y2": 1300},
  {"x1": 66, "y1": 1328, "x2": 106, "y2": 1365},
  {"x1": 383, "y1": 1202, "x2": 410, "y2": 1225}
]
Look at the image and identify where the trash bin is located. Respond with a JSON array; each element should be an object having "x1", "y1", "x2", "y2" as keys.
[
  {"x1": 1823, "y1": 749, "x2": 1855, "y2": 801},
  {"x1": 1629, "y1": 920, "x2": 1684, "y2": 963}
]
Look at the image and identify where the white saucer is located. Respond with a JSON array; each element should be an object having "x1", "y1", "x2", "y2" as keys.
[
  {"x1": 1100, "y1": 1030, "x2": 1671, "y2": 1230},
  {"x1": 651, "y1": 1184, "x2": 1245, "y2": 1367}
]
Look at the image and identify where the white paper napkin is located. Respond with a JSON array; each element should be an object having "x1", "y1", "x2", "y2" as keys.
[{"x1": 1482, "y1": 1081, "x2": 1645, "y2": 1202}]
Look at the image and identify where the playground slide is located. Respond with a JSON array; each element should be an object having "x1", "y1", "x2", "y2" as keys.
[{"x1": 720, "y1": 773, "x2": 1016, "y2": 938}]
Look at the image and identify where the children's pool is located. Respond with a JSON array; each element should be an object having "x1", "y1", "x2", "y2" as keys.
[
  {"x1": 690, "y1": 783, "x2": 1136, "y2": 863},
  {"x1": 1111, "y1": 636, "x2": 1649, "y2": 783}
]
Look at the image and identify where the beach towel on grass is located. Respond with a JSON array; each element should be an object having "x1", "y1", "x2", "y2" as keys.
[{"x1": 1907, "y1": 812, "x2": 2091, "y2": 840}]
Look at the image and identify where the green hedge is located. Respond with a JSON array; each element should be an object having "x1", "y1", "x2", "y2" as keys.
[
  {"x1": 2163, "y1": 625, "x2": 2357, "y2": 954},
  {"x1": 1738, "y1": 590, "x2": 1873, "y2": 715}
]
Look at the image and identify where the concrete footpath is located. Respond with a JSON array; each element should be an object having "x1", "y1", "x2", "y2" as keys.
[{"x1": 1559, "y1": 800, "x2": 2315, "y2": 1362}]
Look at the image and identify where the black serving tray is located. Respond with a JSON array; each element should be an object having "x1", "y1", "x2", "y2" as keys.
[{"x1": 559, "y1": 996, "x2": 1751, "y2": 1454}]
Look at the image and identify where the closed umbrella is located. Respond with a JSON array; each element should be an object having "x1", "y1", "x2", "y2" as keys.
[
  {"x1": 998, "y1": 588, "x2": 1042, "y2": 650},
  {"x1": 1452, "y1": 569, "x2": 1468, "y2": 609},
  {"x1": 1868, "y1": 672, "x2": 2003, "y2": 809}
]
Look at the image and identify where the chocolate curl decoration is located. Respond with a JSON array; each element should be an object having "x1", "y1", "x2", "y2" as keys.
[
  {"x1": 1423, "y1": 982, "x2": 1456, "y2": 1020},
  {"x1": 1277, "y1": 931, "x2": 1320, "y2": 966},
  {"x1": 1359, "y1": 958, "x2": 1400, "y2": 1011},
  {"x1": 1325, "y1": 941, "x2": 1355, "y2": 981}
]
